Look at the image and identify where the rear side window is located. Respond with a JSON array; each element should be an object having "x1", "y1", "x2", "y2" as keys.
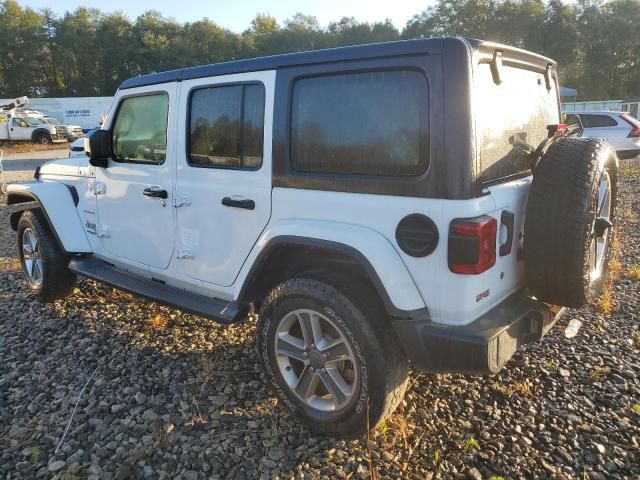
[
  {"x1": 474, "y1": 64, "x2": 559, "y2": 183},
  {"x1": 290, "y1": 70, "x2": 429, "y2": 176},
  {"x1": 189, "y1": 83, "x2": 265, "y2": 169},
  {"x1": 580, "y1": 114, "x2": 618, "y2": 128}
]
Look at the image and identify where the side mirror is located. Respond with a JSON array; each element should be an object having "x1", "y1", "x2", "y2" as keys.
[{"x1": 89, "y1": 130, "x2": 111, "y2": 168}]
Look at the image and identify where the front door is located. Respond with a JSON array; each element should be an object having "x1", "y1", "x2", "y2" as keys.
[
  {"x1": 11, "y1": 118, "x2": 33, "y2": 140},
  {"x1": 95, "y1": 84, "x2": 177, "y2": 269},
  {"x1": 175, "y1": 71, "x2": 274, "y2": 286}
]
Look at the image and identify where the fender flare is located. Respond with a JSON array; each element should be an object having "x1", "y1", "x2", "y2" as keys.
[
  {"x1": 30, "y1": 128, "x2": 52, "y2": 142},
  {"x1": 235, "y1": 220, "x2": 428, "y2": 319},
  {"x1": 6, "y1": 181, "x2": 91, "y2": 254}
]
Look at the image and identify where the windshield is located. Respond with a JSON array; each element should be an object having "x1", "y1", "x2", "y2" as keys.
[
  {"x1": 44, "y1": 117, "x2": 61, "y2": 125},
  {"x1": 25, "y1": 116, "x2": 45, "y2": 125}
]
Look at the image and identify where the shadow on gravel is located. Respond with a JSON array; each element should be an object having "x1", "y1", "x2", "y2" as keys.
[{"x1": 1, "y1": 169, "x2": 640, "y2": 480}]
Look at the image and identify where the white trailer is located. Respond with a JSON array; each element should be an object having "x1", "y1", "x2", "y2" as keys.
[{"x1": 0, "y1": 96, "x2": 113, "y2": 130}]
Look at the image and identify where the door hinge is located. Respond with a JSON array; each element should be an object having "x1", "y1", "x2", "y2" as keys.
[
  {"x1": 173, "y1": 192, "x2": 191, "y2": 207},
  {"x1": 88, "y1": 180, "x2": 106, "y2": 195},
  {"x1": 96, "y1": 225, "x2": 111, "y2": 238},
  {"x1": 177, "y1": 247, "x2": 194, "y2": 259}
]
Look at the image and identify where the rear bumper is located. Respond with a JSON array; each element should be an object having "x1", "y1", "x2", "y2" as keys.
[
  {"x1": 617, "y1": 149, "x2": 640, "y2": 159},
  {"x1": 393, "y1": 291, "x2": 564, "y2": 375}
]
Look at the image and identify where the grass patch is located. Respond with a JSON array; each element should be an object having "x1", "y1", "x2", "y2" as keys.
[
  {"x1": 626, "y1": 264, "x2": 640, "y2": 281},
  {"x1": 0, "y1": 142, "x2": 65, "y2": 155},
  {"x1": 590, "y1": 366, "x2": 611, "y2": 380},
  {"x1": 196, "y1": 354, "x2": 218, "y2": 384},
  {"x1": 461, "y1": 437, "x2": 480, "y2": 452},
  {"x1": 621, "y1": 207, "x2": 635, "y2": 221},
  {"x1": 634, "y1": 331, "x2": 640, "y2": 350},
  {"x1": 147, "y1": 313, "x2": 168, "y2": 331},
  {"x1": 491, "y1": 379, "x2": 533, "y2": 397},
  {"x1": 633, "y1": 404, "x2": 640, "y2": 415},
  {"x1": 596, "y1": 288, "x2": 613, "y2": 315},
  {"x1": 0, "y1": 256, "x2": 21, "y2": 273},
  {"x1": 595, "y1": 234, "x2": 622, "y2": 315}
]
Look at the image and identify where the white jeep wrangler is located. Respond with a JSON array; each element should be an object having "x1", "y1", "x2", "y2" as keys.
[{"x1": 7, "y1": 38, "x2": 617, "y2": 437}]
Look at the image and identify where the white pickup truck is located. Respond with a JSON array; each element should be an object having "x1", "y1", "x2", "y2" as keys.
[{"x1": 0, "y1": 97, "x2": 66, "y2": 144}]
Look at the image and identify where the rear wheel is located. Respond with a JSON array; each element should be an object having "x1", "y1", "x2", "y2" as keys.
[
  {"x1": 17, "y1": 210, "x2": 76, "y2": 302},
  {"x1": 256, "y1": 278, "x2": 408, "y2": 437},
  {"x1": 524, "y1": 137, "x2": 617, "y2": 307}
]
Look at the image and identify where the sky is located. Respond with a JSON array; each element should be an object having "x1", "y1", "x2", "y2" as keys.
[{"x1": 15, "y1": 0, "x2": 431, "y2": 32}]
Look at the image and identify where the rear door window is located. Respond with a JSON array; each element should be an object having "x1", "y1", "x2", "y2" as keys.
[
  {"x1": 188, "y1": 83, "x2": 265, "y2": 169},
  {"x1": 579, "y1": 114, "x2": 618, "y2": 128},
  {"x1": 290, "y1": 70, "x2": 429, "y2": 176}
]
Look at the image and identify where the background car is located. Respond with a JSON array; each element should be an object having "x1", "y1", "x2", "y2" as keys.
[
  {"x1": 565, "y1": 111, "x2": 640, "y2": 159},
  {"x1": 68, "y1": 128, "x2": 97, "y2": 157}
]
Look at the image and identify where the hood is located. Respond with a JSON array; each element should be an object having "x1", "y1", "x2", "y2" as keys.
[{"x1": 39, "y1": 157, "x2": 90, "y2": 178}]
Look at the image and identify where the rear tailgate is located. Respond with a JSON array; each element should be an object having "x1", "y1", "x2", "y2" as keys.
[{"x1": 471, "y1": 43, "x2": 560, "y2": 310}]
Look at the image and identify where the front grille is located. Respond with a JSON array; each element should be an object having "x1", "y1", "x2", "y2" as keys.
[{"x1": 56, "y1": 126, "x2": 68, "y2": 136}]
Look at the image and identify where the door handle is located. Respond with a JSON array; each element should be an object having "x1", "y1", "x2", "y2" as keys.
[
  {"x1": 221, "y1": 197, "x2": 255, "y2": 210},
  {"x1": 143, "y1": 187, "x2": 168, "y2": 199}
]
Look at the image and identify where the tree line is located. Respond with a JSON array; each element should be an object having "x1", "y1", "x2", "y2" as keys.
[{"x1": 0, "y1": 0, "x2": 638, "y2": 100}]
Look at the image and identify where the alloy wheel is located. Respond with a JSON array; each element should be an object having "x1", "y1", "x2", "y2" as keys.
[{"x1": 274, "y1": 308, "x2": 359, "y2": 412}]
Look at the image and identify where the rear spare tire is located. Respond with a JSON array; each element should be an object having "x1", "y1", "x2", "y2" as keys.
[{"x1": 524, "y1": 137, "x2": 617, "y2": 308}]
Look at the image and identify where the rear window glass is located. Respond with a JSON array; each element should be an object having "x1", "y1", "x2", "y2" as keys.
[
  {"x1": 580, "y1": 114, "x2": 618, "y2": 128},
  {"x1": 475, "y1": 64, "x2": 559, "y2": 183},
  {"x1": 291, "y1": 70, "x2": 429, "y2": 176}
]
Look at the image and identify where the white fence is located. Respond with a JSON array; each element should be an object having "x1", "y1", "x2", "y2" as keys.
[{"x1": 562, "y1": 100, "x2": 624, "y2": 112}]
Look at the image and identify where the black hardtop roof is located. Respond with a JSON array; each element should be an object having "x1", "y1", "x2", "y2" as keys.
[
  {"x1": 120, "y1": 37, "x2": 459, "y2": 90},
  {"x1": 119, "y1": 37, "x2": 554, "y2": 90}
]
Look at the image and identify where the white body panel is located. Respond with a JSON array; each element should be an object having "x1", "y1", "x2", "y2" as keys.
[
  {"x1": 233, "y1": 217, "x2": 427, "y2": 312},
  {"x1": 241, "y1": 180, "x2": 528, "y2": 325},
  {"x1": 7, "y1": 181, "x2": 91, "y2": 253}
]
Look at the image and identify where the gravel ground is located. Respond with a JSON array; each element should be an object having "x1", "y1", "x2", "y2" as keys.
[{"x1": 0, "y1": 162, "x2": 639, "y2": 480}]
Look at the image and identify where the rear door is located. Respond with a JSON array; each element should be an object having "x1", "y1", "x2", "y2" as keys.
[
  {"x1": 174, "y1": 71, "x2": 274, "y2": 287},
  {"x1": 473, "y1": 52, "x2": 560, "y2": 302}
]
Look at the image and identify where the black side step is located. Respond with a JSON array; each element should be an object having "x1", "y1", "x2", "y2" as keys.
[{"x1": 69, "y1": 256, "x2": 245, "y2": 324}]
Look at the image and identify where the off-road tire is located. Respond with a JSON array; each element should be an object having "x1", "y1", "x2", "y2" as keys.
[
  {"x1": 17, "y1": 210, "x2": 77, "y2": 302},
  {"x1": 256, "y1": 278, "x2": 409, "y2": 437},
  {"x1": 524, "y1": 137, "x2": 617, "y2": 307}
]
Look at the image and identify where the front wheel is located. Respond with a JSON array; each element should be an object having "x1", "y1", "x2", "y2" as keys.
[
  {"x1": 17, "y1": 210, "x2": 77, "y2": 302},
  {"x1": 256, "y1": 278, "x2": 408, "y2": 437},
  {"x1": 35, "y1": 134, "x2": 52, "y2": 145}
]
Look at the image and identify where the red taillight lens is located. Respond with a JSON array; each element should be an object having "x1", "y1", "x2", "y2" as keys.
[
  {"x1": 620, "y1": 114, "x2": 640, "y2": 137},
  {"x1": 448, "y1": 215, "x2": 497, "y2": 274}
]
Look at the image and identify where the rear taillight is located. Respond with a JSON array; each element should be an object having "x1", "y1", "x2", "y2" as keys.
[
  {"x1": 448, "y1": 215, "x2": 497, "y2": 274},
  {"x1": 620, "y1": 114, "x2": 640, "y2": 137}
]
